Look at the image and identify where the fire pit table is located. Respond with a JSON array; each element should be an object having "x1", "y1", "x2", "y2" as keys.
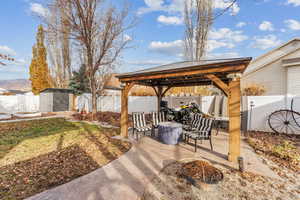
[{"x1": 158, "y1": 122, "x2": 183, "y2": 145}]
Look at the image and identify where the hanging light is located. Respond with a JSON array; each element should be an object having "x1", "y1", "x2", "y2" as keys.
[{"x1": 227, "y1": 73, "x2": 242, "y2": 81}]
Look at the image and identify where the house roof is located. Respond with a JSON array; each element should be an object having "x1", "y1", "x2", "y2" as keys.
[
  {"x1": 104, "y1": 86, "x2": 122, "y2": 91},
  {"x1": 244, "y1": 38, "x2": 300, "y2": 76}
]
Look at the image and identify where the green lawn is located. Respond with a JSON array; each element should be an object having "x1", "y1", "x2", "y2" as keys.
[{"x1": 0, "y1": 118, "x2": 131, "y2": 200}]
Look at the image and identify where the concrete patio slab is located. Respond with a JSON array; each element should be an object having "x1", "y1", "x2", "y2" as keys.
[{"x1": 26, "y1": 131, "x2": 279, "y2": 200}]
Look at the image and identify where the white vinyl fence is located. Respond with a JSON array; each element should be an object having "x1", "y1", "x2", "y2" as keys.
[
  {"x1": 246, "y1": 96, "x2": 300, "y2": 132},
  {"x1": 76, "y1": 94, "x2": 300, "y2": 133},
  {"x1": 0, "y1": 94, "x2": 39, "y2": 114},
  {"x1": 76, "y1": 94, "x2": 158, "y2": 113}
]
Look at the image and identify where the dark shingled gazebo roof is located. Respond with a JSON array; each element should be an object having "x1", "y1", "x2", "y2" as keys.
[{"x1": 117, "y1": 57, "x2": 252, "y2": 87}]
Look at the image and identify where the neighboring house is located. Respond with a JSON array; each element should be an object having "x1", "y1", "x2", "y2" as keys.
[
  {"x1": 103, "y1": 86, "x2": 121, "y2": 96},
  {"x1": 0, "y1": 88, "x2": 28, "y2": 95},
  {"x1": 242, "y1": 38, "x2": 300, "y2": 96}
]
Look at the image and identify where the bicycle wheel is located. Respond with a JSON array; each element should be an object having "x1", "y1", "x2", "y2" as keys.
[
  {"x1": 291, "y1": 98, "x2": 300, "y2": 128},
  {"x1": 268, "y1": 109, "x2": 300, "y2": 134}
]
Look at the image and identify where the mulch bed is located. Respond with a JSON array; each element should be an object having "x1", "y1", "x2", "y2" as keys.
[
  {"x1": 0, "y1": 145, "x2": 100, "y2": 200},
  {"x1": 180, "y1": 160, "x2": 223, "y2": 184},
  {"x1": 246, "y1": 131, "x2": 300, "y2": 172},
  {"x1": 141, "y1": 160, "x2": 300, "y2": 200},
  {"x1": 0, "y1": 119, "x2": 132, "y2": 200}
]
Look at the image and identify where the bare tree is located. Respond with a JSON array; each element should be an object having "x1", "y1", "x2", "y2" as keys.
[
  {"x1": 45, "y1": 0, "x2": 72, "y2": 88},
  {"x1": 184, "y1": 0, "x2": 213, "y2": 61},
  {"x1": 184, "y1": 0, "x2": 238, "y2": 61},
  {"x1": 45, "y1": 0, "x2": 133, "y2": 115}
]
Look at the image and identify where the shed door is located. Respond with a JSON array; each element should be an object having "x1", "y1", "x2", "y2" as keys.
[
  {"x1": 53, "y1": 92, "x2": 69, "y2": 112},
  {"x1": 287, "y1": 66, "x2": 300, "y2": 95}
]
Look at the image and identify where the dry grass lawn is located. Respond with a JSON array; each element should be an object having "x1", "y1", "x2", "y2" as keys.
[{"x1": 0, "y1": 118, "x2": 131, "y2": 200}]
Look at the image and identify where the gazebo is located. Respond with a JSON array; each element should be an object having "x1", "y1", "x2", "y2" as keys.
[{"x1": 116, "y1": 57, "x2": 252, "y2": 162}]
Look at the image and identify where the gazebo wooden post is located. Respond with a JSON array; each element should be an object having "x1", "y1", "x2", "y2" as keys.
[
  {"x1": 157, "y1": 86, "x2": 163, "y2": 112},
  {"x1": 227, "y1": 78, "x2": 241, "y2": 162},
  {"x1": 120, "y1": 82, "x2": 135, "y2": 138}
]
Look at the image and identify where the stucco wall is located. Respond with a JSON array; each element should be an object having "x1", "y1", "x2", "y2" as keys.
[{"x1": 242, "y1": 48, "x2": 300, "y2": 95}]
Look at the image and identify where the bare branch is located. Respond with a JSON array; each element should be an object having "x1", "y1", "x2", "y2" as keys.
[{"x1": 43, "y1": 0, "x2": 134, "y2": 114}]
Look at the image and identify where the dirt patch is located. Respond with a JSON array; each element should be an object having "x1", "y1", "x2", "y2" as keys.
[{"x1": 141, "y1": 160, "x2": 300, "y2": 200}]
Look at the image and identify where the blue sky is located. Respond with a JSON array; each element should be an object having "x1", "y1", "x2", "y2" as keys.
[{"x1": 1, "y1": 0, "x2": 300, "y2": 80}]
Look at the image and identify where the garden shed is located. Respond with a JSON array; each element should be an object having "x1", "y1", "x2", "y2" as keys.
[{"x1": 40, "y1": 88, "x2": 74, "y2": 112}]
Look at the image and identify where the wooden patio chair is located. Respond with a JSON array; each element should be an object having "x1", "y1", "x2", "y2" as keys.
[
  {"x1": 183, "y1": 116, "x2": 214, "y2": 152},
  {"x1": 151, "y1": 111, "x2": 166, "y2": 136},
  {"x1": 132, "y1": 112, "x2": 151, "y2": 140}
]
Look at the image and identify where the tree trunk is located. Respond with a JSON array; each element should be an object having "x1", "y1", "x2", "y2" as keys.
[{"x1": 90, "y1": 77, "x2": 97, "y2": 119}]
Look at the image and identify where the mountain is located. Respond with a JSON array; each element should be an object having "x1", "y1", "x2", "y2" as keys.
[{"x1": 0, "y1": 79, "x2": 31, "y2": 91}]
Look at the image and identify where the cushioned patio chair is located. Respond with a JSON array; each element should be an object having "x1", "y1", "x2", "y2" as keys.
[
  {"x1": 132, "y1": 112, "x2": 151, "y2": 140},
  {"x1": 183, "y1": 113, "x2": 203, "y2": 131},
  {"x1": 183, "y1": 116, "x2": 214, "y2": 152},
  {"x1": 151, "y1": 111, "x2": 166, "y2": 136}
]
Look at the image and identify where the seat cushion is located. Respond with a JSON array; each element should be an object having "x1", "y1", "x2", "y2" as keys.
[
  {"x1": 135, "y1": 126, "x2": 152, "y2": 132},
  {"x1": 183, "y1": 130, "x2": 210, "y2": 139}
]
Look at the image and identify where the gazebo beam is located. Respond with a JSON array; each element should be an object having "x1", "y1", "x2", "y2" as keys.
[
  {"x1": 154, "y1": 86, "x2": 172, "y2": 111},
  {"x1": 120, "y1": 82, "x2": 135, "y2": 138},
  {"x1": 228, "y1": 78, "x2": 241, "y2": 162},
  {"x1": 205, "y1": 74, "x2": 229, "y2": 96}
]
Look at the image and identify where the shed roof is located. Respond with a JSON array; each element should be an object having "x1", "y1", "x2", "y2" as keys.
[{"x1": 40, "y1": 88, "x2": 74, "y2": 93}]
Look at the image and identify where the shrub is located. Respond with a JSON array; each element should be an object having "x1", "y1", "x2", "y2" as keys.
[
  {"x1": 272, "y1": 141, "x2": 300, "y2": 164},
  {"x1": 243, "y1": 84, "x2": 266, "y2": 96}
]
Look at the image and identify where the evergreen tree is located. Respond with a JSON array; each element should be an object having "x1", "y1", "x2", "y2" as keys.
[
  {"x1": 69, "y1": 64, "x2": 90, "y2": 95},
  {"x1": 29, "y1": 25, "x2": 51, "y2": 95}
]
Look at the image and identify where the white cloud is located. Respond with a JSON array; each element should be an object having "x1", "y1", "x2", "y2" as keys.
[
  {"x1": 148, "y1": 27, "x2": 248, "y2": 57},
  {"x1": 236, "y1": 22, "x2": 246, "y2": 28},
  {"x1": 259, "y1": 21, "x2": 274, "y2": 31},
  {"x1": 209, "y1": 28, "x2": 248, "y2": 42},
  {"x1": 124, "y1": 34, "x2": 132, "y2": 42},
  {"x1": 149, "y1": 40, "x2": 184, "y2": 57},
  {"x1": 157, "y1": 15, "x2": 183, "y2": 25},
  {"x1": 0, "y1": 45, "x2": 16, "y2": 56},
  {"x1": 284, "y1": 19, "x2": 300, "y2": 30},
  {"x1": 207, "y1": 40, "x2": 234, "y2": 52},
  {"x1": 286, "y1": 0, "x2": 300, "y2": 6},
  {"x1": 214, "y1": 0, "x2": 240, "y2": 15},
  {"x1": 280, "y1": 28, "x2": 286, "y2": 33},
  {"x1": 206, "y1": 52, "x2": 239, "y2": 59},
  {"x1": 138, "y1": 0, "x2": 240, "y2": 16},
  {"x1": 252, "y1": 35, "x2": 282, "y2": 50},
  {"x1": 30, "y1": 3, "x2": 49, "y2": 17}
]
